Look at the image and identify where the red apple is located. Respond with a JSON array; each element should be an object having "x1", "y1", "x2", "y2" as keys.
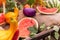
[{"x1": 0, "y1": 13, "x2": 5, "y2": 25}]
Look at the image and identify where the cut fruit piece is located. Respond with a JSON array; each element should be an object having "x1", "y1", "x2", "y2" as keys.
[
  {"x1": 37, "y1": 6, "x2": 58, "y2": 14},
  {"x1": 18, "y1": 17, "x2": 38, "y2": 38}
]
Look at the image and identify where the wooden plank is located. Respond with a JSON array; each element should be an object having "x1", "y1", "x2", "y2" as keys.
[{"x1": 25, "y1": 29, "x2": 55, "y2": 40}]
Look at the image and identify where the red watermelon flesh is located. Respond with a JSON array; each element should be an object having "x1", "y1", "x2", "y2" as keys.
[
  {"x1": 43, "y1": 8, "x2": 57, "y2": 13},
  {"x1": 18, "y1": 18, "x2": 38, "y2": 38},
  {"x1": 37, "y1": 6, "x2": 58, "y2": 14}
]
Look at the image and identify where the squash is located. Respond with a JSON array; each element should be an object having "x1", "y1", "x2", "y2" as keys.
[
  {"x1": 0, "y1": 7, "x2": 19, "y2": 40},
  {"x1": 0, "y1": 14, "x2": 18, "y2": 40},
  {"x1": 14, "y1": 7, "x2": 19, "y2": 17}
]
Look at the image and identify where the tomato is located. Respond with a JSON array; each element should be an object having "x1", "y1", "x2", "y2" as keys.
[{"x1": 0, "y1": 13, "x2": 5, "y2": 24}]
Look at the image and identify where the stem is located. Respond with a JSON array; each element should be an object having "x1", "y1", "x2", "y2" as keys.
[
  {"x1": 3, "y1": 2, "x2": 5, "y2": 14},
  {"x1": 13, "y1": 0, "x2": 17, "y2": 7},
  {"x1": 15, "y1": 2, "x2": 17, "y2": 7}
]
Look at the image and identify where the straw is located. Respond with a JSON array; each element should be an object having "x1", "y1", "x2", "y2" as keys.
[
  {"x1": 15, "y1": 2, "x2": 17, "y2": 7},
  {"x1": 3, "y1": 2, "x2": 5, "y2": 14}
]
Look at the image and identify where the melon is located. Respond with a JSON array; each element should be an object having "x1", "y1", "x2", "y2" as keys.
[
  {"x1": 18, "y1": 17, "x2": 38, "y2": 38},
  {"x1": 37, "y1": 6, "x2": 58, "y2": 14}
]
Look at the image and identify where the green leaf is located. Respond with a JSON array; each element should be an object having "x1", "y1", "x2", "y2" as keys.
[
  {"x1": 17, "y1": 0, "x2": 27, "y2": 5},
  {"x1": 53, "y1": 26, "x2": 59, "y2": 32},
  {"x1": 6, "y1": 0, "x2": 15, "y2": 12},
  {"x1": 58, "y1": 3, "x2": 60, "y2": 12},
  {"x1": 27, "y1": 0, "x2": 35, "y2": 6},
  {"x1": 56, "y1": 0, "x2": 58, "y2": 7},
  {"x1": 49, "y1": 0, "x2": 54, "y2": 8},
  {"x1": 48, "y1": 0, "x2": 53, "y2": 8},
  {"x1": 45, "y1": 1, "x2": 51, "y2": 8},
  {"x1": 40, "y1": 23, "x2": 45, "y2": 31},
  {"x1": 28, "y1": 25, "x2": 38, "y2": 38},
  {"x1": 54, "y1": 32, "x2": 59, "y2": 40},
  {"x1": 30, "y1": 32, "x2": 36, "y2": 38},
  {"x1": 54, "y1": 0, "x2": 57, "y2": 7},
  {"x1": 19, "y1": 4, "x2": 23, "y2": 10},
  {"x1": 52, "y1": 0, "x2": 55, "y2": 7},
  {"x1": 53, "y1": 26, "x2": 60, "y2": 40},
  {"x1": 28, "y1": 26, "x2": 38, "y2": 33}
]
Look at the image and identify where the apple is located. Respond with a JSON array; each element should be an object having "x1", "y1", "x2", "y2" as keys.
[{"x1": 0, "y1": 13, "x2": 5, "y2": 25}]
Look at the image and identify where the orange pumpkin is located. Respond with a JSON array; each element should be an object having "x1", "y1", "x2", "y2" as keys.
[{"x1": 24, "y1": 4, "x2": 30, "y2": 8}]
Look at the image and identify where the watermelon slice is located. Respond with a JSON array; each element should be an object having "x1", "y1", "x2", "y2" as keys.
[
  {"x1": 37, "y1": 6, "x2": 58, "y2": 14},
  {"x1": 18, "y1": 17, "x2": 38, "y2": 38}
]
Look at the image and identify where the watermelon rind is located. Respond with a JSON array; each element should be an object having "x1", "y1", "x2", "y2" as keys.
[
  {"x1": 18, "y1": 17, "x2": 38, "y2": 29},
  {"x1": 18, "y1": 17, "x2": 38, "y2": 38},
  {"x1": 37, "y1": 6, "x2": 58, "y2": 14}
]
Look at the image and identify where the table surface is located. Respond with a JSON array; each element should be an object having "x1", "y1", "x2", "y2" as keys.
[
  {"x1": 18, "y1": 10, "x2": 60, "y2": 26},
  {"x1": 18, "y1": 10, "x2": 60, "y2": 40}
]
